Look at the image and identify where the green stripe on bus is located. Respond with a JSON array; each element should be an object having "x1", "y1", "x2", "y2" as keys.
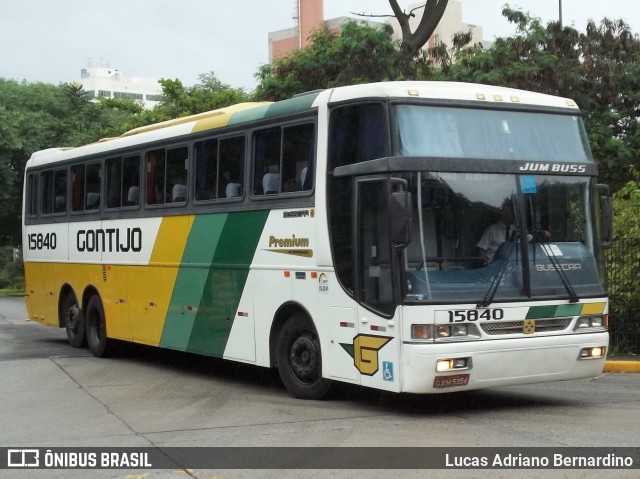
[
  {"x1": 186, "y1": 210, "x2": 269, "y2": 356},
  {"x1": 227, "y1": 104, "x2": 271, "y2": 126},
  {"x1": 264, "y1": 92, "x2": 320, "y2": 118},
  {"x1": 160, "y1": 214, "x2": 228, "y2": 350},
  {"x1": 526, "y1": 305, "x2": 558, "y2": 319},
  {"x1": 555, "y1": 304, "x2": 583, "y2": 317},
  {"x1": 159, "y1": 211, "x2": 269, "y2": 353}
]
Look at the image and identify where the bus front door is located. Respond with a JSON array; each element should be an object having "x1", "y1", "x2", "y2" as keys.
[{"x1": 353, "y1": 177, "x2": 402, "y2": 392}]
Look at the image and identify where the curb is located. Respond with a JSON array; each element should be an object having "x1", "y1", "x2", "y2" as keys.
[{"x1": 603, "y1": 360, "x2": 640, "y2": 373}]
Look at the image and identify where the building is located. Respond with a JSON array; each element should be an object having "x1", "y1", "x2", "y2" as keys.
[
  {"x1": 269, "y1": 0, "x2": 484, "y2": 62},
  {"x1": 79, "y1": 66, "x2": 162, "y2": 109}
]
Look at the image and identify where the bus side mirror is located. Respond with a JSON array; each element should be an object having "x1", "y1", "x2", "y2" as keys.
[
  {"x1": 390, "y1": 190, "x2": 413, "y2": 251},
  {"x1": 597, "y1": 184, "x2": 613, "y2": 249}
]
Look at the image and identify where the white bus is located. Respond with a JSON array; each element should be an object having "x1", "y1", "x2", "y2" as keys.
[{"x1": 23, "y1": 82, "x2": 612, "y2": 398}]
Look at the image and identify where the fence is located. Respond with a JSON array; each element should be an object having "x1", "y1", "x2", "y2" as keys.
[{"x1": 605, "y1": 238, "x2": 640, "y2": 355}]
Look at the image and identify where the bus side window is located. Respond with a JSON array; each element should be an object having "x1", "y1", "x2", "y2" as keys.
[
  {"x1": 146, "y1": 150, "x2": 165, "y2": 205},
  {"x1": 282, "y1": 123, "x2": 314, "y2": 193},
  {"x1": 106, "y1": 157, "x2": 122, "y2": 208},
  {"x1": 254, "y1": 128, "x2": 281, "y2": 195},
  {"x1": 122, "y1": 155, "x2": 140, "y2": 207},
  {"x1": 26, "y1": 173, "x2": 38, "y2": 218},
  {"x1": 85, "y1": 163, "x2": 101, "y2": 211},
  {"x1": 166, "y1": 147, "x2": 188, "y2": 203},
  {"x1": 107, "y1": 156, "x2": 140, "y2": 209},
  {"x1": 195, "y1": 139, "x2": 218, "y2": 201},
  {"x1": 53, "y1": 169, "x2": 67, "y2": 213},
  {"x1": 71, "y1": 165, "x2": 85, "y2": 211},
  {"x1": 40, "y1": 170, "x2": 54, "y2": 215},
  {"x1": 219, "y1": 136, "x2": 245, "y2": 198}
]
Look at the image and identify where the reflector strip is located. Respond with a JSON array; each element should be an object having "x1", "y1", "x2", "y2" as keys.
[{"x1": 339, "y1": 322, "x2": 355, "y2": 328}]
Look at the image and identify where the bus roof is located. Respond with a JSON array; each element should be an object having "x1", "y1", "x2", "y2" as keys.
[{"x1": 26, "y1": 81, "x2": 580, "y2": 168}]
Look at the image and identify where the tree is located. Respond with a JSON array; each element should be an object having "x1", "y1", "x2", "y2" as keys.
[
  {"x1": 435, "y1": 7, "x2": 640, "y2": 189},
  {"x1": 351, "y1": 1, "x2": 448, "y2": 74},
  {"x1": 0, "y1": 79, "x2": 136, "y2": 246},
  {"x1": 157, "y1": 72, "x2": 250, "y2": 118},
  {"x1": 255, "y1": 21, "x2": 418, "y2": 101},
  {"x1": 389, "y1": 0, "x2": 448, "y2": 56}
]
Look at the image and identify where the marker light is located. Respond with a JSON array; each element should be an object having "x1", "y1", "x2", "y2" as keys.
[{"x1": 412, "y1": 324, "x2": 430, "y2": 340}]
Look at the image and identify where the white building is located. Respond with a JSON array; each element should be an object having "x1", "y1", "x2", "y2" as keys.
[{"x1": 79, "y1": 67, "x2": 162, "y2": 109}]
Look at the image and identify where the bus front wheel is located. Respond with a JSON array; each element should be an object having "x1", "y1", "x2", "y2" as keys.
[
  {"x1": 277, "y1": 314, "x2": 332, "y2": 399},
  {"x1": 85, "y1": 295, "x2": 114, "y2": 358},
  {"x1": 61, "y1": 291, "x2": 86, "y2": 348}
]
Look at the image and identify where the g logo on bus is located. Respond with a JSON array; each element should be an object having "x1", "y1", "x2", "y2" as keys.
[
  {"x1": 340, "y1": 334, "x2": 392, "y2": 376},
  {"x1": 523, "y1": 319, "x2": 536, "y2": 334}
]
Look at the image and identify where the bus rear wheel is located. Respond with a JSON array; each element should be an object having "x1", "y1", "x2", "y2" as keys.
[
  {"x1": 85, "y1": 295, "x2": 114, "y2": 358},
  {"x1": 61, "y1": 291, "x2": 86, "y2": 348},
  {"x1": 277, "y1": 313, "x2": 332, "y2": 399}
]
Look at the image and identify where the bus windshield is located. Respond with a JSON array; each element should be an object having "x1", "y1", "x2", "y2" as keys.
[
  {"x1": 394, "y1": 105, "x2": 593, "y2": 162},
  {"x1": 402, "y1": 172, "x2": 606, "y2": 304}
]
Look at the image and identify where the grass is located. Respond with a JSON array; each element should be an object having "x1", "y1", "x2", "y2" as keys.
[{"x1": 0, "y1": 288, "x2": 25, "y2": 298}]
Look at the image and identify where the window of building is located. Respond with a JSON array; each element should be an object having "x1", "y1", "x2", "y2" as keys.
[{"x1": 114, "y1": 91, "x2": 144, "y2": 100}]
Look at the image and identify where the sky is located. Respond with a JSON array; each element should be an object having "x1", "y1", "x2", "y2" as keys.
[{"x1": 1, "y1": 0, "x2": 639, "y2": 92}]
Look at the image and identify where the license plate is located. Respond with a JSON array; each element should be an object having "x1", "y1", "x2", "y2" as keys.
[{"x1": 433, "y1": 373, "x2": 470, "y2": 388}]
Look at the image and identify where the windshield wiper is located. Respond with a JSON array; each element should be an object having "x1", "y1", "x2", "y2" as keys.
[
  {"x1": 476, "y1": 232, "x2": 520, "y2": 308},
  {"x1": 536, "y1": 235, "x2": 579, "y2": 303}
]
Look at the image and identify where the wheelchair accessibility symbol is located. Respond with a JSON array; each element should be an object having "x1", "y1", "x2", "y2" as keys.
[{"x1": 382, "y1": 361, "x2": 394, "y2": 382}]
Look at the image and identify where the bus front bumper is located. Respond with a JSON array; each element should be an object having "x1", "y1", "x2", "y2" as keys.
[{"x1": 401, "y1": 332, "x2": 609, "y2": 394}]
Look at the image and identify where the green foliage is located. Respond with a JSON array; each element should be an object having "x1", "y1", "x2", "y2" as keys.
[
  {"x1": 0, "y1": 245, "x2": 23, "y2": 289},
  {"x1": 435, "y1": 8, "x2": 640, "y2": 189},
  {"x1": 157, "y1": 72, "x2": 251, "y2": 117},
  {"x1": 255, "y1": 21, "x2": 424, "y2": 101},
  {"x1": 0, "y1": 72, "x2": 247, "y2": 247},
  {"x1": 606, "y1": 170, "x2": 640, "y2": 351},
  {"x1": 612, "y1": 170, "x2": 640, "y2": 240}
]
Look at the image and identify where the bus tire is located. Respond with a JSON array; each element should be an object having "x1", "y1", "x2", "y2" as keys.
[
  {"x1": 85, "y1": 295, "x2": 114, "y2": 358},
  {"x1": 277, "y1": 313, "x2": 332, "y2": 399},
  {"x1": 61, "y1": 291, "x2": 86, "y2": 348}
]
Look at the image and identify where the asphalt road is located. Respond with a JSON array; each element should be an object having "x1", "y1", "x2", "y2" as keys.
[{"x1": 1, "y1": 296, "x2": 638, "y2": 479}]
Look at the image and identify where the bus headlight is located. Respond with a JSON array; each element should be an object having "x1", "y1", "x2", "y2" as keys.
[
  {"x1": 574, "y1": 315, "x2": 607, "y2": 331},
  {"x1": 437, "y1": 324, "x2": 469, "y2": 338},
  {"x1": 452, "y1": 324, "x2": 468, "y2": 336},
  {"x1": 411, "y1": 324, "x2": 480, "y2": 341}
]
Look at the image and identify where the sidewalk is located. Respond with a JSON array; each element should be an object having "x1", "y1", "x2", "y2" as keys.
[{"x1": 604, "y1": 356, "x2": 640, "y2": 373}]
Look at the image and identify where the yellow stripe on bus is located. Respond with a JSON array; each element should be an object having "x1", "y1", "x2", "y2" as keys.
[
  {"x1": 127, "y1": 215, "x2": 195, "y2": 346},
  {"x1": 581, "y1": 302, "x2": 606, "y2": 315}
]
